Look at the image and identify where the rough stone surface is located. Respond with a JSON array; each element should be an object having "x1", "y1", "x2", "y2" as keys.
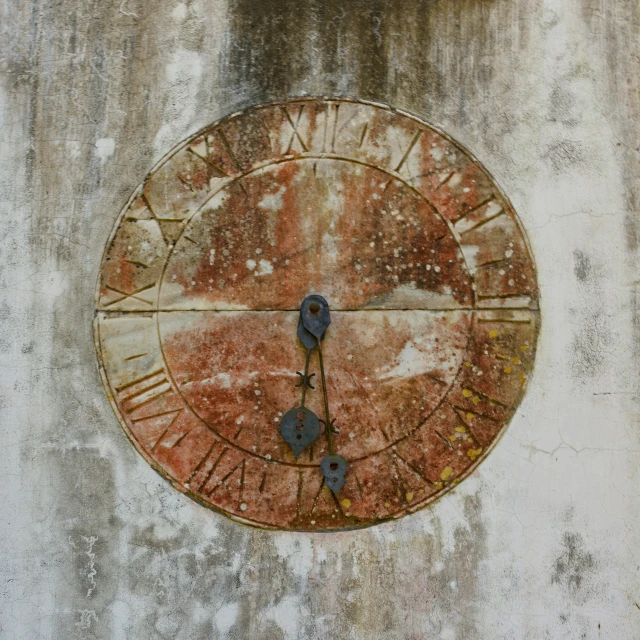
[{"x1": 1, "y1": 0, "x2": 639, "y2": 637}]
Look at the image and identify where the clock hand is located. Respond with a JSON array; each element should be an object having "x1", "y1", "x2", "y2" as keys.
[
  {"x1": 299, "y1": 296, "x2": 348, "y2": 495},
  {"x1": 279, "y1": 311, "x2": 321, "y2": 459},
  {"x1": 295, "y1": 316, "x2": 316, "y2": 400}
]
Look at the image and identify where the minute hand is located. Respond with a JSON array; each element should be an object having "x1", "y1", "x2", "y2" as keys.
[{"x1": 300, "y1": 296, "x2": 347, "y2": 494}]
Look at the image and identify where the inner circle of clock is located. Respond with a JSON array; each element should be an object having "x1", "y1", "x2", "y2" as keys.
[{"x1": 157, "y1": 157, "x2": 474, "y2": 466}]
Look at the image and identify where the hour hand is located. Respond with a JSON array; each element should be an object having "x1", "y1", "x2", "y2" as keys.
[{"x1": 297, "y1": 315, "x2": 317, "y2": 351}]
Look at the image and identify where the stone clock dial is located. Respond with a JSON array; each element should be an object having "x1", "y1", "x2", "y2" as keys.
[{"x1": 95, "y1": 98, "x2": 539, "y2": 531}]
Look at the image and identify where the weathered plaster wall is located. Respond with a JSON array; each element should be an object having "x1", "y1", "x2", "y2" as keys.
[{"x1": 1, "y1": 0, "x2": 639, "y2": 638}]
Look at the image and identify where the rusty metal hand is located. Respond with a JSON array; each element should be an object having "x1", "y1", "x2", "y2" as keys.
[
  {"x1": 280, "y1": 296, "x2": 348, "y2": 494},
  {"x1": 299, "y1": 296, "x2": 348, "y2": 494},
  {"x1": 280, "y1": 303, "x2": 322, "y2": 459}
]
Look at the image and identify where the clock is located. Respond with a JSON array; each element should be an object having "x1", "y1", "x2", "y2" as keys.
[{"x1": 95, "y1": 97, "x2": 539, "y2": 531}]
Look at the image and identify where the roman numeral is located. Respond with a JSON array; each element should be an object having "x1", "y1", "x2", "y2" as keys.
[
  {"x1": 358, "y1": 122, "x2": 369, "y2": 149},
  {"x1": 293, "y1": 471, "x2": 324, "y2": 520},
  {"x1": 434, "y1": 171, "x2": 455, "y2": 191},
  {"x1": 459, "y1": 385, "x2": 508, "y2": 409},
  {"x1": 283, "y1": 105, "x2": 309, "y2": 153},
  {"x1": 187, "y1": 443, "x2": 227, "y2": 492},
  {"x1": 321, "y1": 102, "x2": 341, "y2": 154},
  {"x1": 188, "y1": 138, "x2": 230, "y2": 178},
  {"x1": 476, "y1": 294, "x2": 534, "y2": 309},
  {"x1": 448, "y1": 402, "x2": 498, "y2": 424},
  {"x1": 116, "y1": 369, "x2": 172, "y2": 413},
  {"x1": 454, "y1": 199, "x2": 505, "y2": 236},
  {"x1": 104, "y1": 283, "x2": 155, "y2": 307},
  {"x1": 188, "y1": 129, "x2": 247, "y2": 195},
  {"x1": 449, "y1": 404, "x2": 489, "y2": 443},
  {"x1": 140, "y1": 193, "x2": 184, "y2": 247},
  {"x1": 217, "y1": 129, "x2": 242, "y2": 173},
  {"x1": 207, "y1": 458, "x2": 246, "y2": 500},
  {"x1": 130, "y1": 409, "x2": 184, "y2": 451}
]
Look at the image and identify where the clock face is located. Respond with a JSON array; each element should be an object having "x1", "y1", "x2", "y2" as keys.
[{"x1": 95, "y1": 98, "x2": 539, "y2": 531}]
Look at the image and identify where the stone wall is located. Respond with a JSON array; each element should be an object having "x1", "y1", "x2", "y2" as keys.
[{"x1": 1, "y1": 0, "x2": 639, "y2": 638}]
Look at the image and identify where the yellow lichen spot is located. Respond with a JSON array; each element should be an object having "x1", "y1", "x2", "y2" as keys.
[
  {"x1": 384, "y1": 502, "x2": 391, "y2": 508},
  {"x1": 489, "y1": 330, "x2": 499, "y2": 338},
  {"x1": 462, "y1": 389, "x2": 473, "y2": 398},
  {"x1": 513, "y1": 357, "x2": 521, "y2": 365},
  {"x1": 472, "y1": 396, "x2": 480, "y2": 405},
  {"x1": 520, "y1": 345, "x2": 527, "y2": 351},
  {"x1": 405, "y1": 492, "x2": 414, "y2": 501},
  {"x1": 341, "y1": 499, "x2": 351, "y2": 508},
  {"x1": 504, "y1": 366, "x2": 512, "y2": 373},
  {"x1": 434, "y1": 481, "x2": 444, "y2": 490},
  {"x1": 455, "y1": 426, "x2": 466, "y2": 433},
  {"x1": 452, "y1": 479, "x2": 460, "y2": 486},
  {"x1": 467, "y1": 448, "x2": 483, "y2": 460},
  {"x1": 419, "y1": 488, "x2": 425, "y2": 493},
  {"x1": 440, "y1": 466, "x2": 453, "y2": 481},
  {"x1": 466, "y1": 412, "x2": 474, "y2": 420},
  {"x1": 464, "y1": 361, "x2": 472, "y2": 367}
]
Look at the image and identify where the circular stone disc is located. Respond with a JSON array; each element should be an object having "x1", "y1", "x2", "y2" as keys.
[{"x1": 95, "y1": 97, "x2": 540, "y2": 531}]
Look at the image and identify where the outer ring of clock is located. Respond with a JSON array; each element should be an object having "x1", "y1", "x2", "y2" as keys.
[{"x1": 94, "y1": 97, "x2": 540, "y2": 531}]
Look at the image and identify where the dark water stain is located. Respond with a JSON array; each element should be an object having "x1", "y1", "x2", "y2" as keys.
[
  {"x1": 569, "y1": 305, "x2": 610, "y2": 381},
  {"x1": 224, "y1": 0, "x2": 532, "y2": 129},
  {"x1": 548, "y1": 82, "x2": 580, "y2": 127},
  {"x1": 573, "y1": 249, "x2": 591, "y2": 282},
  {"x1": 551, "y1": 532, "x2": 595, "y2": 592},
  {"x1": 542, "y1": 139, "x2": 585, "y2": 172},
  {"x1": 45, "y1": 448, "x2": 120, "y2": 640},
  {"x1": 578, "y1": 1, "x2": 640, "y2": 408},
  {"x1": 569, "y1": 248, "x2": 607, "y2": 381},
  {"x1": 304, "y1": 493, "x2": 487, "y2": 638},
  {"x1": 118, "y1": 493, "x2": 488, "y2": 639}
]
